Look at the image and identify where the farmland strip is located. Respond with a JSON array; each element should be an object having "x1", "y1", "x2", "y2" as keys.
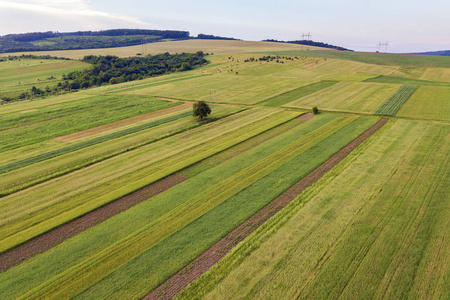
[
  {"x1": 258, "y1": 81, "x2": 338, "y2": 107},
  {"x1": 375, "y1": 84, "x2": 419, "y2": 116},
  {"x1": 54, "y1": 102, "x2": 193, "y2": 142},
  {"x1": 144, "y1": 118, "x2": 389, "y2": 300},
  {"x1": 0, "y1": 111, "x2": 192, "y2": 175}
]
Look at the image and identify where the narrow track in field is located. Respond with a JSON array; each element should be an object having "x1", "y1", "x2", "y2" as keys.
[{"x1": 144, "y1": 118, "x2": 389, "y2": 300}]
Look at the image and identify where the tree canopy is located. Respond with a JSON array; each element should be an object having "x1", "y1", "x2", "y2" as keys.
[{"x1": 193, "y1": 101, "x2": 211, "y2": 120}]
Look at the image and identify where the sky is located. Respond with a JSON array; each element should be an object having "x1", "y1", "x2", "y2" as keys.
[{"x1": 0, "y1": 0, "x2": 449, "y2": 53}]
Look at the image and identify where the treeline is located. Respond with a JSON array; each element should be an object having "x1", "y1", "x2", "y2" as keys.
[
  {"x1": 196, "y1": 34, "x2": 239, "y2": 41},
  {"x1": 263, "y1": 39, "x2": 352, "y2": 51},
  {"x1": 16, "y1": 52, "x2": 208, "y2": 100},
  {"x1": 0, "y1": 29, "x2": 190, "y2": 53},
  {"x1": 0, "y1": 54, "x2": 71, "y2": 62}
]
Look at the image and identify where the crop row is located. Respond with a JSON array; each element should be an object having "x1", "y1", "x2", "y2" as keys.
[{"x1": 375, "y1": 84, "x2": 419, "y2": 116}]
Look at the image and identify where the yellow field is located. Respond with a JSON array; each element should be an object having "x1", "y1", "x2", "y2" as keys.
[
  {"x1": 420, "y1": 68, "x2": 450, "y2": 83},
  {"x1": 283, "y1": 81, "x2": 400, "y2": 113},
  {"x1": 308, "y1": 59, "x2": 398, "y2": 76},
  {"x1": 396, "y1": 85, "x2": 450, "y2": 121},
  {"x1": 0, "y1": 40, "x2": 327, "y2": 60}
]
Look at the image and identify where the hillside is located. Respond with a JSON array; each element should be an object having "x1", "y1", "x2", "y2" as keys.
[
  {"x1": 410, "y1": 50, "x2": 450, "y2": 56},
  {"x1": 0, "y1": 40, "x2": 448, "y2": 299},
  {"x1": 0, "y1": 29, "x2": 189, "y2": 53}
]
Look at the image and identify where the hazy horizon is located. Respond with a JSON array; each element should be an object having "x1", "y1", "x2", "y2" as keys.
[{"x1": 0, "y1": 0, "x2": 449, "y2": 53}]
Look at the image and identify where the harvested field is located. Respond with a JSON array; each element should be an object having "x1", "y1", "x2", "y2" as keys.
[{"x1": 145, "y1": 118, "x2": 388, "y2": 300}]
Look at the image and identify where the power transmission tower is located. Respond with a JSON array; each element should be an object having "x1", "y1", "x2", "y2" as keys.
[
  {"x1": 306, "y1": 32, "x2": 311, "y2": 41},
  {"x1": 141, "y1": 37, "x2": 147, "y2": 55}
]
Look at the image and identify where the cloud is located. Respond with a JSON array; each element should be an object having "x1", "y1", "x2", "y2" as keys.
[{"x1": 0, "y1": 0, "x2": 158, "y2": 35}]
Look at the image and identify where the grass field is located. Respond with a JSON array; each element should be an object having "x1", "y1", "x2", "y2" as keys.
[
  {"x1": 0, "y1": 39, "x2": 448, "y2": 300},
  {"x1": 0, "y1": 58, "x2": 89, "y2": 99},
  {"x1": 284, "y1": 81, "x2": 400, "y2": 113},
  {"x1": 420, "y1": 68, "x2": 450, "y2": 83},
  {"x1": 396, "y1": 85, "x2": 450, "y2": 121}
]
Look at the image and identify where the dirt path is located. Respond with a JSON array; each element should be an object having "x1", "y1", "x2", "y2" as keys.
[
  {"x1": 144, "y1": 118, "x2": 389, "y2": 300},
  {"x1": 54, "y1": 102, "x2": 192, "y2": 142},
  {"x1": 0, "y1": 173, "x2": 188, "y2": 272}
]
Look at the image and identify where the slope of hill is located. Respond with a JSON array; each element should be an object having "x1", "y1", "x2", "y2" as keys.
[
  {"x1": 409, "y1": 50, "x2": 450, "y2": 56},
  {"x1": 0, "y1": 29, "x2": 189, "y2": 53}
]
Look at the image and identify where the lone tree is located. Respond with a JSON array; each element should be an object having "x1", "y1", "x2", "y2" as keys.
[
  {"x1": 193, "y1": 101, "x2": 211, "y2": 120},
  {"x1": 312, "y1": 106, "x2": 319, "y2": 115}
]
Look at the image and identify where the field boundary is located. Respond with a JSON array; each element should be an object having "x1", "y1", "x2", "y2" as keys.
[{"x1": 144, "y1": 118, "x2": 389, "y2": 300}]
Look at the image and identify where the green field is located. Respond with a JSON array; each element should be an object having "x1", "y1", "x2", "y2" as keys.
[
  {"x1": 284, "y1": 81, "x2": 400, "y2": 113},
  {"x1": 0, "y1": 58, "x2": 89, "y2": 99},
  {"x1": 0, "y1": 39, "x2": 448, "y2": 299}
]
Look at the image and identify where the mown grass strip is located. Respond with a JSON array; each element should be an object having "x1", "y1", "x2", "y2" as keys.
[
  {"x1": 18, "y1": 116, "x2": 354, "y2": 300},
  {"x1": 258, "y1": 81, "x2": 338, "y2": 107},
  {"x1": 0, "y1": 111, "x2": 192, "y2": 175},
  {"x1": 375, "y1": 84, "x2": 419, "y2": 116},
  {"x1": 364, "y1": 75, "x2": 450, "y2": 87}
]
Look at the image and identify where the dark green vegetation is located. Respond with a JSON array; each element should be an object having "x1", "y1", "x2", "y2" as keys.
[
  {"x1": 8, "y1": 52, "x2": 207, "y2": 102},
  {"x1": 375, "y1": 84, "x2": 419, "y2": 116},
  {"x1": 193, "y1": 101, "x2": 212, "y2": 120},
  {"x1": 0, "y1": 29, "x2": 189, "y2": 53}
]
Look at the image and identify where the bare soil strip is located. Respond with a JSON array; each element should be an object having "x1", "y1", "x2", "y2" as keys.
[
  {"x1": 0, "y1": 173, "x2": 188, "y2": 272},
  {"x1": 54, "y1": 102, "x2": 192, "y2": 142},
  {"x1": 144, "y1": 118, "x2": 389, "y2": 300},
  {"x1": 297, "y1": 112, "x2": 315, "y2": 120}
]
